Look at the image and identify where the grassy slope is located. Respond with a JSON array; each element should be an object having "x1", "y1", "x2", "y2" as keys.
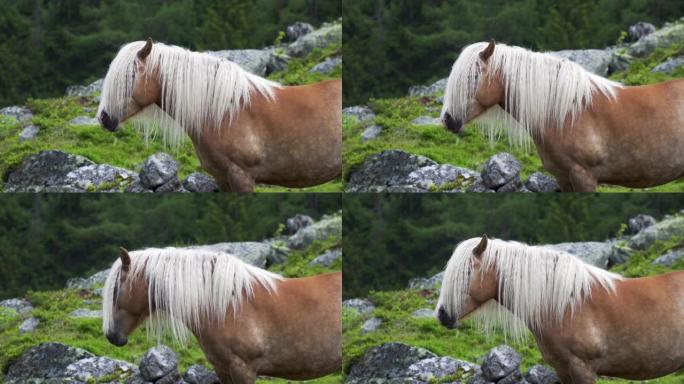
[
  {"x1": 0, "y1": 38, "x2": 342, "y2": 193},
  {"x1": 342, "y1": 39, "x2": 684, "y2": 192},
  {"x1": 342, "y1": 230, "x2": 684, "y2": 383},
  {"x1": 0, "y1": 225, "x2": 342, "y2": 383}
]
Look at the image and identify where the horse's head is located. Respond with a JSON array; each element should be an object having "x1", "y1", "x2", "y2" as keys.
[
  {"x1": 103, "y1": 247, "x2": 149, "y2": 347},
  {"x1": 436, "y1": 235, "x2": 498, "y2": 329},
  {"x1": 98, "y1": 38, "x2": 161, "y2": 132},
  {"x1": 441, "y1": 40, "x2": 505, "y2": 135}
]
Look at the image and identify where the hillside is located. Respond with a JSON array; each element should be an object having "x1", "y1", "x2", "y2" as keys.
[
  {"x1": 343, "y1": 19, "x2": 684, "y2": 193},
  {"x1": 0, "y1": 213, "x2": 342, "y2": 383},
  {"x1": 342, "y1": 213, "x2": 684, "y2": 383},
  {"x1": 0, "y1": 20, "x2": 342, "y2": 193}
]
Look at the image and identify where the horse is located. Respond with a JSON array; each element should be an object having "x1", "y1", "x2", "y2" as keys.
[
  {"x1": 103, "y1": 247, "x2": 341, "y2": 383},
  {"x1": 97, "y1": 38, "x2": 341, "y2": 192},
  {"x1": 435, "y1": 236, "x2": 684, "y2": 384},
  {"x1": 441, "y1": 40, "x2": 684, "y2": 192}
]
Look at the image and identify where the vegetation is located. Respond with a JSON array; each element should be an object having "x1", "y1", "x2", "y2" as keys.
[
  {"x1": 343, "y1": 200, "x2": 684, "y2": 383},
  {"x1": 0, "y1": 208, "x2": 342, "y2": 383},
  {"x1": 344, "y1": 0, "x2": 684, "y2": 105}
]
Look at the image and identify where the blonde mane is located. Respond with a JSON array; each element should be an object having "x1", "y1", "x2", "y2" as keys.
[
  {"x1": 441, "y1": 42, "x2": 622, "y2": 146},
  {"x1": 97, "y1": 41, "x2": 280, "y2": 147},
  {"x1": 437, "y1": 237, "x2": 622, "y2": 341},
  {"x1": 102, "y1": 247, "x2": 282, "y2": 344}
]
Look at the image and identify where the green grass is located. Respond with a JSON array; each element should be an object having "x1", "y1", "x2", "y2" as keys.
[
  {"x1": 0, "y1": 220, "x2": 342, "y2": 383},
  {"x1": 342, "y1": 38, "x2": 684, "y2": 192},
  {"x1": 342, "y1": 236, "x2": 684, "y2": 383},
  {"x1": 0, "y1": 32, "x2": 342, "y2": 193}
]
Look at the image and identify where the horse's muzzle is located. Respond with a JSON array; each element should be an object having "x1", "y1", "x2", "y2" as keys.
[
  {"x1": 106, "y1": 332, "x2": 128, "y2": 347},
  {"x1": 437, "y1": 306, "x2": 458, "y2": 329},
  {"x1": 443, "y1": 112, "x2": 464, "y2": 136},
  {"x1": 99, "y1": 110, "x2": 119, "y2": 132}
]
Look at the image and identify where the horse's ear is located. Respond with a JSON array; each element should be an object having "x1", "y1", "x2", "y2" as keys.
[
  {"x1": 137, "y1": 37, "x2": 153, "y2": 61},
  {"x1": 119, "y1": 247, "x2": 131, "y2": 272},
  {"x1": 473, "y1": 235, "x2": 488, "y2": 258},
  {"x1": 479, "y1": 39, "x2": 495, "y2": 62}
]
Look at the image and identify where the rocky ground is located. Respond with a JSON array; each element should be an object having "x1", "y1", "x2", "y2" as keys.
[
  {"x1": 343, "y1": 19, "x2": 684, "y2": 193},
  {"x1": 0, "y1": 213, "x2": 342, "y2": 383},
  {"x1": 343, "y1": 213, "x2": 684, "y2": 383},
  {"x1": 0, "y1": 20, "x2": 342, "y2": 193}
]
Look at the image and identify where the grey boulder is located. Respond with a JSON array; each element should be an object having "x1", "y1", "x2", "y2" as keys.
[
  {"x1": 62, "y1": 356, "x2": 137, "y2": 382},
  {"x1": 183, "y1": 364, "x2": 220, "y2": 384},
  {"x1": 629, "y1": 21, "x2": 684, "y2": 57},
  {"x1": 67, "y1": 269, "x2": 111, "y2": 290},
  {"x1": 652, "y1": 248, "x2": 684, "y2": 266},
  {"x1": 63, "y1": 164, "x2": 138, "y2": 192},
  {"x1": 346, "y1": 150, "x2": 437, "y2": 192},
  {"x1": 286, "y1": 22, "x2": 315, "y2": 41},
  {"x1": 408, "y1": 271, "x2": 444, "y2": 290},
  {"x1": 0, "y1": 105, "x2": 33, "y2": 122},
  {"x1": 481, "y1": 153, "x2": 521, "y2": 190},
  {"x1": 481, "y1": 345, "x2": 521, "y2": 381},
  {"x1": 651, "y1": 56, "x2": 684, "y2": 74},
  {"x1": 405, "y1": 164, "x2": 480, "y2": 192},
  {"x1": 361, "y1": 317, "x2": 383, "y2": 334},
  {"x1": 550, "y1": 240, "x2": 617, "y2": 268},
  {"x1": 309, "y1": 248, "x2": 342, "y2": 267},
  {"x1": 525, "y1": 172, "x2": 560, "y2": 192},
  {"x1": 139, "y1": 152, "x2": 179, "y2": 190},
  {"x1": 189, "y1": 241, "x2": 284, "y2": 268},
  {"x1": 287, "y1": 214, "x2": 341, "y2": 249},
  {"x1": 628, "y1": 22, "x2": 656, "y2": 41},
  {"x1": 4, "y1": 150, "x2": 94, "y2": 192},
  {"x1": 525, "y1": 364, "x2": 561, "y2": 384},
  {"x1": 309, "y1": 56, "x2": 341, "y2": 74},
  {"x1": 346, "y1": 342, "x2": 437, "y2": 383},
  {"x1": 627, "y1": 214, "x2": 656, "y2": 234},
  {"x1": 411, "y1": 308, "x2": 434, "y2": 318},
  {"x1": 342, "y1": 298, "x2": 375, "y2": 314},
  {"x1": 70, "y1": 116, "x2": 99, "y2": 126},
  {"x1": 411, "y1": 116, "x2": 441, "y2": 126},
  {"x1": 70, "y1": 308, "x2": 102, "y2": 318},
  {"x1": 628, "y1": 216, "x2": 684, "y2": 250},
  {"x1": 287, "y1": 22, "x2": 341, "y2": 57},
  {"x1": 6, "y1": 342, "x2": 94, "y2": 383},
  {"x1": 408, "y1": 78, "x2": 448, "y2": 97},
  {"x1": 208, "y1": 49, "x2": 273, "y2": 76},
  {"x1": 343, "y1": 105, "x2": 376, "y2": 123},
  {"x1": 404, "y1": 356, "x2": 479, "y2": 383},
  {"x1": 285, "y1": 214, "x2": 314, "y2": 234},
  {"x1": 66, "y1": 78, "x2": 103, "y2": 98},
  {"x1": 139, "y1": 345, "x2": 179, "y2": 381},
  {"x1": 183, "y1": 172, "x2": 219, "y2": 192},
  {"x1": 361, "y1": 125, "x2": 383, "y2": 142},
  {"x1": 0, "y1": 298, "x2": 33, "y2": 314},
  {"x1": 550, "y1": 49, "x2": 614, "y2": 76},
  {"x1": 19, "y1": 125, "x2": 40, "y2": 142},
  {"x1": 19, "y1": 317, "x2": 40, "y2": 334}
]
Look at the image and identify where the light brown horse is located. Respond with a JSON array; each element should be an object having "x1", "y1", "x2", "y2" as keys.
[
  {"x1": 441, "y1": 40, "x2": 684, "y2": 191},
  {"x1": 436, "y1": 236, "x2": 684, "y2": 384},
  {"x1": 97, "y1": 38, "x2": 341, "y2": 192},
  {"x1": 103, "y1": 247, "x2": 341, "y2": 383}
]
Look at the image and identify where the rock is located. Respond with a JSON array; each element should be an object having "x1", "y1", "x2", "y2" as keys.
[
  {"x1": 405, "y1": 164, "x2": 480, "y2": 191},
  {"x1": 287, "y1": 214, "x2": 341, "y2": 249},
  {"x1": 0, "y1": 298, "x2": 33, "y2": 314},
  {"x1": 361, "y1": 317, "x2": 383, "y2": 334},
  {"x1": 183, "y1": 172, "x2": 219, "y2": 192},
  {"x1": 627, "y1": 214, "x2": 656, "y2": 234},
  {"x1": 481, "y1": 345, "x2": 521, "y2": 381},
  {"x1": 285, "y1": 214, "x2": 314, "y2": 234},
  {"x1": 125, "y1": 179, "x2": 151, "y2": 193},
  {"x1": 286, "y1": 22, "x2": 315, "y2": 41},
  {"x1": 19, "y1": 317, "x2": 40, "y2": 334},
  {"x1": 139, "y1": 152, "x2": 179, "y2": 190},
  {"x1": 496, "y1": 176, "x2": 523, "y2": 192},
  {"x1": 154, "y1": 177, "x2": 184, "y2": 193},
  {"x1": 412, "y1": 308, "x2": 434, "y2": 318},
  {"x1": 70, "y1": 116, "x2": 100, "y2": 126},
  {"x1": 468, "y1": 372, "x2": 495, "y2": 384},
  {"x1": 549, "y1": 241, "x2": 617, "y2": 268},
  {"x1": 70, "y1": 309, "x2": 102, "y2": 318},
  {"x1": 408, "y1": 271, "x2": 444, "y2": 290},
  {"x1": 550, "y1": 49, "x2": 614, "y2": 76},
  {"x1": 404, "y1": 356, "x2": 479, "y2": 383},
  {"x1": 19, "y1": 125, "x2": 39, "y2": 142},
  {"x1": 497, "y1": 369, "x2": 524, "y2": 384},
  {"x1": 525, "y1": 364, "x2": 560, "y2": 384},
  {"x1": 652, "y1": 248, "x2": 684, "y2": 266},
  {"x1": 1, "y1": 105, "x2": 33, "y2": 122},
  {"x1": 66, "y1": 78, "x2": 104, "y2": 98},
  {"x1": 208, "y1": 49, "x2": 273, "y2": 76},
  {"x1": 4, "y1": 150, "x2": 94, "y2": 192},
  {"x1": 67, "y1": 269, "x2": 111, "y2": 290},
  {"x1": 139, "y1": 345, "x2": 179, "y2": 381},
  {"x1": 155, "y1": 370, "x2": 182, "y2": 384},
  {"x1": 287, "y1": 23, "x2": 341, "y2": 58},
  {"x1": 481, "y1": 153, "x2": 521, "y2": 190},
  {"x1": 183, "y1": 364, "x2": 220, "y2": 384},
  {"x1": 609, "y1": 51, "x2": 633, "y2": 73},
  {"x1": 408, "y1": 78, "x2": 448, "y2": 97},
  {"x1": 467, "y1": 179, "x2": 496, "y2": 193},
  {"x1": 309, "y1": 56, "x2": 341, "y2": 74},
  {"x1": 628, "y1": 216, "x2": 684, "y2": 250},
  {"x1": 189, "y1": 241, "x2": 283, "y2": 268},
  {"x1": 63, "y1": 356, "x2": 137, "y2": 382},
  {"x1": 309, "y1": 248, "x2": 342, "y2": 267},
  {"x1": 63, "y1": 164, "x2": 138, "y2": 192},
  {"x1": 651, "y1": 56, "x2": 684, "y2": 74},
  {"x1": 6, "y1": 342, "x2": 94, "y2": 383},
  {"x1": 346, "y1": 342, "x2": 437, "y2": 383},
  {"x1": 343, "y1": 298, "x2": 375, "y2": 314},
  {"x1": 361, "y1": 125, "x2": 382, "y2": 142},
  {"x1": 525, "y1": 172, "x2": 560, "y2": 192},
  {"x1": 629, "y1": 21, "x2": 684, "y2": 58},
  {"x1": 346, "y1": 150, "x2": 437, "y2": 192},
  {"x1": 343, "y1": 105, "x2": 375, "y2": 123},
  {"x1": 628, "y1": 22, "x2": 657, "y2": 41},
  {"x1": 411, "y1": 116, "x2": 442, "y2": 126}
]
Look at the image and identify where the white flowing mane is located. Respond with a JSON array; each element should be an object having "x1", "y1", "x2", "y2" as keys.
[
  {"x1": 441, "y1": 42, "x2": 622, "y2": 146},
  {"x1": 102, "y1": 247, "x2": 282, "y2": 344},
  {"x1": 438, "y1": 237, "x2": 622, "y2": 341},
  {"x1": 97, "y1": 41, "x2": 280, "y2": 147}
]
